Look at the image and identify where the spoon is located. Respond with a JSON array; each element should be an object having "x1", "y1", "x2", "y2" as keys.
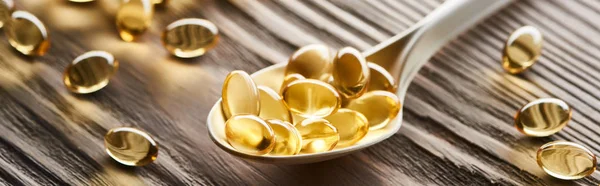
[{"x1": 207, "y1": 0, "x2": 513, "y2": 164}]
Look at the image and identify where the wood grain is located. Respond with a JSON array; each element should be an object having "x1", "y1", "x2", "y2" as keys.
[{"x1": 0, "y1": 0, "x2": 598, "y2": 185}]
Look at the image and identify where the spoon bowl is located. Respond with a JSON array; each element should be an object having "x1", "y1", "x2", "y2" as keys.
[{"x1": 207, "y1": 0, "x2": 512, "y2": 164}]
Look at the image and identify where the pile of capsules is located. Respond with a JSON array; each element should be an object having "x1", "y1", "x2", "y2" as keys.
[
  {"x1": 221, "y1": 44, "x2": 401, "y2": 156},
  {"x1": 504, "y1": 26, "x2": 596, "y2": 180}
]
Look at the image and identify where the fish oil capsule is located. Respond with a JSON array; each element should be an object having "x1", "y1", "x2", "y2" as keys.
[
  {"x1": 537, "y1": 141, "x2": 596, "y2": 180},
  {"x1": 225, "y1": 115, "x2": 275, "y2": 155},
  {"x1": 63, "y1": 51, "x2": 119, "y2": 94},
  {"x1": 282, "y1": 79, "x2": 341, "y2": 118},
  {"x1": 266, "y1": 119, "x2": 301, "y2": 155},
  {"x1": 116, "y1": 0, "x2": 154, "y2": 42},
  {"x1": 332, "y1": 47, "x2": 369, "y2": 99},
  {"x1": 325, "y1": 109, "x2": 368, "y2": 147},
  {"x1": 221, "y1": 70, "x2": 260, "y2": 119},
  {"x1": 502, "y1": 26, "x2": 542, "y2": 74},
  {"x1": 295, "y1": 118, "x2": 339, "y2": 153},
  {"x1": 104, "y1": 127, "x2": 159, "y2": 166},
  {"x1": 367, "y1": 62, "x2": 396, "y2": 92},
  {"x1": 162, "y1": 18, "x2": 219, "y2": 58},
  {"x1": 0, "y1": 0, "x2": 13, "y2": 28},
  {"x1": 279, "y1": 73, "x2": 305, "y2": 94},
  {"x1": 258, "y1": 86, "x2": 291, "y2": 122},
  {"x1": 285, "y1": 44, "x2": 333, "y2": 82},
  {"x1": 514, "y1": 98, "x2": 571, "y2": 137},
  {"x1": 5, "y1": 11, "x2": 50, "y2": 56},
  {"x1": 347, "y1": 91, "x2": 400, "y2": 130}
]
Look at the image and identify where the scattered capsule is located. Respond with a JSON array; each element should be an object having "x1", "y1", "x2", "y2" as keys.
[
  {"x1": 514, "y1": 98, "x2": 571, "y2": 137},
  {"x1": 104, "y1": 127, "x2": 159, "y2": 166},
  {"x1": 266, "y1": 119, "x2": 302, "y2": 155},
  {"x1": 295, "y1": 118, "x2": 339, "y2": 153},
  {"x1": 225, "y1": 115, "x2": 275, "y2": 155},
  {"x1": 162, "y1": 18, "x2": 219, "y2": 58},
  {"x1": 347, "y1": 91, "x2": 400, "y2": 130},
  {"x1": 332, "y1": 47, "x2": 369, "y2": 99},
  {"x1": 0, "y1": 0, "x2": 13, "y2": 28},
  {"x1": 537, "y1": 141, "x2": 596, "y2": 180},
  {"x1": 116, "y1": 0, "x2": 154, "y2": 42},
  {"x1": 279, "y1": 73, "x2": 305, "y2": 94},
  {"x1": 258, "y1": 86, "x2": 291, "y2": 123},
  {"x1": 221, "y1": 70, "x2": 260, "y2": 119},
  {"x1": 282, "y1": 79, "x2": 340, "y2": 118},
  {"x1": 325, "y1": 109, "x2": 368, "y2": 147},
  {"x1": 502, "y1": 26, "x2": 542, "y2": 74},
  {"x1": 285, "y1": 44, "x2": 332, "y2": 82},
  {"x1": 63, "y1": 51, "x2": 119, "y2": 94},
  {"x1": 367, "y1": 62, "x2": 396, "y2": 92},
  {"x1": 5, "y1": 11, "x2": 50, "y2": 56}
]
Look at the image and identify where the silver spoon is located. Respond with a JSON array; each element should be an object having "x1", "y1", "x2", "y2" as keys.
[{"x1": 207, "y1": 0, "x2": 513, "y2": 164}]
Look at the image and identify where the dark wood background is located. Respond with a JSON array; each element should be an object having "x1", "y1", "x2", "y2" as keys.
[{"x1": 0, "y1": 0, "x2": 599, "y2": 185}]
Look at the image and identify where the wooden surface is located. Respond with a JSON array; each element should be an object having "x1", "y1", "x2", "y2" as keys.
[{"x1": 1, "y1": 0, "x2": 599, "y2": 185}]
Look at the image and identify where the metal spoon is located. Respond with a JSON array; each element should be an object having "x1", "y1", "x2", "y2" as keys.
[{"x1": 207, "y1": 0, "x2": 513, "y2": 164}]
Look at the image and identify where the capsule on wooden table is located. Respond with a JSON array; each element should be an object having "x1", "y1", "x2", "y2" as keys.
[
  {"x1": 116, "y1": 0, "x2": 154, "y2": 42},
  {"x1": 63, "y1": 51, "x2": 119, "y2": 94},
  {"x1": 367, "y1": 62, "x2": 396, "y2": 92},
  {"x1": 266, "y1": 119, "x2": 301, "y2": 155},
  {"x1": 0, "y1": 0, "x2": 14, "y2": 28},
  {"x1": 162, "y1": 18, "x2": 219, "y2": 58},
  {"x1": 514, "y1": 98, "x2": 571, "y2": 137},
  {"x1": 282, "y1": 79, "x2": 340, "y2": 118},
  {"x1": 258, "y1": 86, "x2": 291, "y2": 123},
  {"x1": 104, "y1": 127, "x2": 159, "y2": 166},
  {"x1": 221, "y1": 70, "x2": 260, "y2": 119},
  {"x1": 5, "y1": 11, "x2": 50, "y2": 56},
  {"x1": 295, "y1": 118, "x2": 339, "y2": 153},
  {"x1": 225, "y1": 115, "x2": 275, "y2": 155},
  {"x1": 502, "y1": 26, "x2": 542, "y2": 74},
  {"x1": 346, "y1": 91, "x2": 400, "y2": 131},
  {"x1": 537, "y1": 141, "x2": 596, "y2": 180},
  {"x1": 285, "y1": 44, "x2": 332, "y2": 82},
  {"x1": 332, "y1": 47, "x2": 369, "y2": 99}
]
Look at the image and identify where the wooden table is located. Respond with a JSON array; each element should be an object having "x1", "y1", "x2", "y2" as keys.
[{"x1": 1, "y1": 0, "x2": 599, "y2": 185}]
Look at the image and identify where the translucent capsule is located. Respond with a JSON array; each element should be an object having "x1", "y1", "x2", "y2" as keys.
[
  {"x1": 324, "y1": 109, "x2": 368, "y2": 147},
  {"x1": 347, "y1": 91, "x2": 400, "y2": 130},
  {"x1": 225, "y1": 115, "x2": 275, "y2": 155},
  {"x1": 0, "y1": 0, "x2": 14, "y2": 28},
  {"x1": 116, "y1": 0, "x2": 154, "y2": 42},
  {"x1": 279, "y1": 73, "x2": 305, "y2": 94},
  {"x1": 514, "y1": 98, "x2": 571, "y2": 137},
  {"x1": 5, "y1": 11, "x2": 50, "y2": 56},
  {"x1": 282, "y1": 79, "x2": 340, "y2": 118},
  {"x1": 537, "y1": 141, "x2": 596, "y2": 180},
  {"x1": 258, "y1": 86, "x2": 291, "y2": 122},
  {"x1": 162, "y1": 18, "x2": 219, "y2": 58},
  {"x1": 266, "y1": 119, "x2": 301, "y2": 155},
  {"x1": 221, "y1": 70, "x2": 260, "y2": 119},
  {"x1": 502, "y1": 26, "x2": 542, "y2": 74},
  {"x1": 332, "y1": 47, "x2": 369, "y2": 99},
  {"x1": 104, "y1": 127, "x2": 159, "y2": 166},
  {"x1": 285, "y1": 44, "x2": 332, "y2": 82},
  {"x1": 295, "y1": 118, "x2": 339, "y2": 153},
  {"x1": 63, "y1": 51, "x2": 119, "y2": 94},
  {"x1": 367, "y1": 62, "x2": 396, "y2": 92}
]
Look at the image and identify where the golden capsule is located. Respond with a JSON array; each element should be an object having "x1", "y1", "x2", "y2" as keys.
[
  {"x1": 279, "y1": 73, "x2": 305, "y2": 94},
  {"x1": 295, "y1": 118, "x2": 339, "y2": 153},
  {"x1": 514, "y1": 98, "x2": 571, "y2": 137},
  {"x1": 367, "y1": 62, "x2": 396, "y2": 92},
  {"x1": 221, "y1": 70, "x2": 260, "y2": 119},
  {"x1": 116, "y1": 0, "x2": 154, "y2": 42},
  {"x1": 347, "y1": 91, "x2": 400, "y2": 130},
  {"x1": 502, "y1": 26, "x2": 542, "y2": 74},
  {"x1": 5, "y1": 11, "x2": 50, "y2": 56},
  {"x1": 537, "y1": 141, "x2": 596, "y2": 180},
  {"x1": 0, "y1": 0, "x2": 13, "y2": 28},
  {"x1": 225, "y1": 115, "x2": 275, "y2": 155},
  {"x1": 285, "y1": 44, "x2": 332, "y2": 82},
  {"x1": 104, "y1": 127, "x2": 159, "y2": 166},
  {"x1": 258, "y1": 86, "x2": 291, "y2": 122},
  {"x1": 266, "y1": 119, "x2": 301, "y2": 155},
  {"x1": 162, "y1": 18, "x2": 219, "y2": 58},
  {"x1": 63, "y1": 51, "x2": 119, "y2": 94},
  {"x1": 282, "y1": 79, "x2": 340, "y2": 118},
  {"x1": 324, "y1": 109, "x2": 368, "y2": 147},
  {"x1": 152, "y1": 0, "x2": 167, "y2": 6},
  {"x1": 332, "y1": 47, "x2": 369, "y2": 99}
]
